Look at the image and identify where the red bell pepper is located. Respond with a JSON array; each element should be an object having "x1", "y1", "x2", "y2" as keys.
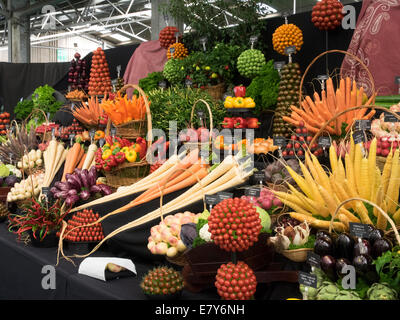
[
  {"x1": 222, "y1": 117, "x2": 234, "y2": 129},
  {"x1": 234, "y1": 117, "x2": 246, "y2": 129},
  {"x1": 136, "y1": 137, "x2": 147, "y2": 159},
  {"x1": 234, "y1": 85, "x2": 246, "y2": 98},
  {"x1": 246, "y1": 117, "x2": 261, "y2": 129},
  {"x1": 115, "y1": 151, "x2": 126, "y2": 164},
  {"x1": 103, "y1": 161, "x2": 111, "y2": 172},
  {"x1": 108, "y1": 155, "x2": 117, "y2": 167}
]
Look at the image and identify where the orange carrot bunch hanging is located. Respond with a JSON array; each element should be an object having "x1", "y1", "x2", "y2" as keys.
[
  {"x1": 100, "y1": 92, "x2": 148, "y2": 126},
  {"x1": 72, "y1": 96, "x2": 103, "y2": 126},
  {"x1": 282, "y1": 77, "x2": 377, "y2": 136}
]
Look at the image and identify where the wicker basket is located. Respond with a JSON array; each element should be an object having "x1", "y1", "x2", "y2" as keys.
[
  {"x1": 201, "y1": 82, "x2": 225, "y2": 101},
  {"x1": 112, "y1": 84, "x2": 152, "y2": 140},
  {"x1": 104, "y1": 161, "x2": 150, "y2": 188},
  {"x1": 184, "y1": 99, "x2": 214, "y2": 152},
  {"x1": 25, "y1": 108, "x2": 52, "y2": 144},
  {"x1": 281, "y1": 248, "x2": 313, "y2": 263}
]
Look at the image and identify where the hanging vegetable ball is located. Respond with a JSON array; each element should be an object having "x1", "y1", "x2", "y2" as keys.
[
  {"x1": 272, "y1": 23, "x2": 304, "y2": 56},
  {"x1": 237, "y1": 49, "x2": 266, "y2": 79},
  {"x1": 311, "y1": 0, "x2": 344, "y2": 31},
  {"x1": 163, "y1": 59, "x2": 185, "y2": 85},
  {"x1": 167, "y1": 42, "x2": 189, "y2": 60},
  {"x1": 159, "y1": 26, "x2": 180, "y2": 49}
]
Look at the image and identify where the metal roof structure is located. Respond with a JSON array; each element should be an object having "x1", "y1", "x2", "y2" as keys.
[{"x1": 0, "y1": 0, "x2": 361, "y2": 49}]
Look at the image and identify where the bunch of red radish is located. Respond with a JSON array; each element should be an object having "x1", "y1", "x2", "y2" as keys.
[{"x1": 365, "y1": 136, "x2": 396, "y2": 157}]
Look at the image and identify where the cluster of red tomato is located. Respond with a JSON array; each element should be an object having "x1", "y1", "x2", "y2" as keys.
[
  {"x1": 215, "y1": 261, "x2": 257, "y2": 300},
  {"x1": 88, "y1": 47, "x2": 112, "y2": 96},
  {"x1": 159, "y1": 26, "x2": 180, "y2": 49},
  {"x1": 311, "y1": 0, "x2": 344, "y2": 31},
  {"x1": 0, "y1": 112, "x2": 10, "y2": 135},
  {"x1": 59, "y1": 209, "x2": 104, "y2": 243},
  {"x1": 208, "y1": 198, "x2": 262, "y2": 252}
]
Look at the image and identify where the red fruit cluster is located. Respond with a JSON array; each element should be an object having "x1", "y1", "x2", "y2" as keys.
[
  {"x1": 208, "y1": 198, "x2": 262, "y2": 252},
  {"x1": 215, "y1": 261, "x2": 257, "y2": 300},
  {"x1": 159, "y1": 26, "x2": 180, "y2": 49},
  {"x1": 88, "y1": 47, "x2": 112, "y2": 96},
  {"x1": 68, "y1": 52, "x2": 89, "y2": 91},
  {"x1": 0, "y1": 112, "x2": 10, "y2": 135},
  {"x1": 150, "y1": 161, "x2": 163, "y2": 174},
  {"x1": 57, "y1": 209, "x2": 104, "y2": 242},
  {"x1": 282, "y1": 121, "x2": 323, "y2": 158},
  {"x1": 365, "y1": 136, "x2": 394, "y2": 158},
  {"x1": 311, "y1": 0, "x2": 344, "y2": 31}
]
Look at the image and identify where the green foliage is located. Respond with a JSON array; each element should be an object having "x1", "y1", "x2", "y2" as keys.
[
  {"x1": 14, "y1": 99, "x2": 34, "y2": 120},
  {"x1": 15, "y1": 85, "x2": 62, "y2": 121},
  {"x1": 163, "y1": 59, "x2": 186, "y2": 85},
  {"x1": 237, "y1": 49, "x2": 266, "y2": 79},
  {"x1": 138, "y1": 72, "x2": 165, "y2": 94},
  {"x1": 147, "y1": 87, "x2": 226, "y2": 136},
  {"x1": 192, "y1": 218, "x2": 209, "y2": 248},
  {"x1": 373, "y1": 248, "x2": 400, "y2": 294},
  {"x1": 246, "y1": 60, "x2": 280, "y2": 114},
  {"x1": 163, "y1": 0, "x2": 268, "y2": 53}
]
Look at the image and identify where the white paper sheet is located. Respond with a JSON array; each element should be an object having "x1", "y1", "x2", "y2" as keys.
[{"x1": 78, "y1": 257, "x2": 136, "y2": 281}]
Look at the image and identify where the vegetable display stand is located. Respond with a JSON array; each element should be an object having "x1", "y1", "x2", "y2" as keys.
[
  {"x1": 181, "y1": 233, "x2": 299, "y2": 293},
  {"x1": 200, "y1": 82, "x2": 225, "y2": 102},
  {"x1": 113, "y1": 84, "x2": 152, "y2": 140},
  {"x1": 28, "y1": 229, "x2": 59, "y2": 248}
]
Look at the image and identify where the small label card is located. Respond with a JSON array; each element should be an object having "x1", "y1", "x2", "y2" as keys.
[
  {"x1": 352, "y1": 130, "x2": 366, "y2": 144},
  {"x1": 217, "y1": 192, "x2": 233, "y2": 202},
  {"x1": 253, "y1": 171, "x2": 265, "y2": 183},
  {"x1": 273, "y1": 136, "x2": 286, "y2": 147},
  {"x1": 245, "y1": 187, "x2": 261, "y2": 198},
  {"x1": 384, "y1": 111, "x2": 400, "y2": 123},
  {"x1": 205, "y1": 194, "x2": 219, "y2": 206},
  {"x1": 318, "y1": 136, "x2": 331, "y2": 148},
  {"x1": 307, "y1": 251, "x2": 321, "y2": 268},
  {"x1": 349, "y1": 222, "x2": 370, "y2": 239},
  {"x1": 159, "y1": 80, "x2": 167, "y2": 89},
  {"x1": 284, "y1": 45, "x2": 296, "y2": 55},
  {"x1": 354, "y1": 119, "x2": 371, "y2": 131},
  {"x1": 298, "y1": 271, "x2": 318, "y2": 288},
  {"x1": 274, "y1": 61, "x2": 286, "y2": 70}
]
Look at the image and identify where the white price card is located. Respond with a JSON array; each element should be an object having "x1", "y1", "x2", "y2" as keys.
[{"x1": 78, "y1": 257, "x2": 136, "y2": 281}]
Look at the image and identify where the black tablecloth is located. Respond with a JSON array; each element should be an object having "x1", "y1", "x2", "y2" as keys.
[{"x1": 0, "y1": 221, "x2": 304, "y2": 300}]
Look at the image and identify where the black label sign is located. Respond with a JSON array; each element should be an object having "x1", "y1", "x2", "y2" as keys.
[
  {"x1": 159, "y1": 81, "x2": 167, "y2": 89},
  {"x1": 110, "y1": 127, "x2": 117, "y2": 137},
  {"x1": 89, "y1": 129, "x2": 95, "y2": 139},
  {"x1": 395, "y1": 76, "x2": 400, "y2": 84},
  {"x1": 217, "y1": 192, "x2": 233, "y2": 202},
  {"x1": 42, "y1": 187, "x2": 52, "y2": 202},
  {"x1": 349, "y1": 222, "x2": 370, "y2": 239},
  {"x1": 384, "y1": 111, "x2": 400, "y2": 123},
  {"x1": 169, "y1": 47, "x2": 175, "y2": 55},
  {"x1": 318, "y1": 136, "x2": 331, "y2": 148},
  {"x1": 317, "y1": 75, "x2": 329, "y2": 81},
  {"x1": 284, "y1": 46, "x2": 296, "y2": 55},
  {"x1": 307, "y1": 251, "x2": 321, "y2": 268},
  {"x1": 253, "y1": 171, "x2": 265, "y2": 182},
  {"x1": 185, "y1": 79, "x2": 193, "y2": 87},
  {"x1": 245, "y1": 187, "x2": 260, "y2": 198},
  {"x1": 196, "y1": 111, "x2": 205, "y2": 118},
  {"x1": 273, "y1": 136, "x2": 286, "y2": 147},
  {"x1": 298, "y1": 271, "x2": 318, "y2": 288},
  {"x1": 205, "y1": 194, "x2": 219, "y2": 206},
  {"x1": 99, "y1": 138, "x2": 106, "y2": 148},
  {"x1": 354, "y1": 119, "x2": 371, "y2": 131},
  {"x1": 352, "y1": 130, "x2": 366, "y2": 144}
]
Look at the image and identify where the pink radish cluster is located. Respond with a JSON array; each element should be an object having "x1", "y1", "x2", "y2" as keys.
[
  {"x1": 365, "y1": 136, "x2": 397, "y2": 157},
  {"x1": 147, "y1": 211, "x2": 199, "y2": 258},
  {"x1": 241, "y1": 188, "x2": 283, "y2": 211}
]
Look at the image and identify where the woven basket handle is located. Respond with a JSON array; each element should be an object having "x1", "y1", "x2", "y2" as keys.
[
  {"x1": 308, "y1": 104, "x2": 400, "y2": 147},
  {"x1": 190, "y1": 99, "x2": 214, "y2": 145},
  {"x1": 299, "y1": 49, "x2": 375, "y2": 107},
  {"x1": 24, "y1": 108, "x2": 50, "y2": 144},
  {"x1": 329, "y1": 197, "x2": 400, "y2": 246}
]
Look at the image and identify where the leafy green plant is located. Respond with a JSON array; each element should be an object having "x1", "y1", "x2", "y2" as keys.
[
  {"x1": 246, "y1": 60, "x2": 281, "y2": 114},
  {"x1": 373, "y1": 248, "x2": 400, "y2": 294},
  {"x1": 15, "y1": 85, "x2": 62, "y2": 121},
  {"x1": 138, "y1": 71, "x2": 166, "y2": 94},
  {"x1": 147, "y1": 87, "x2": 226, "y2": 136}
]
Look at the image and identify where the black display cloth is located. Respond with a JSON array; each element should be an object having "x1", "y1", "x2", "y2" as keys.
[
  {"x1": 0, "y1": 62, "x2": 70, "y2": 117},
  {"x1": 0, "y1": 221, "x2": 306, "y2": 300}
]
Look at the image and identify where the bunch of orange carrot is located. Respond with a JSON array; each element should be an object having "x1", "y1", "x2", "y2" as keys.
[
  {"x1": 100, "y1": 92, "x2": 148, "y2": 126},
  {"x1": 283, "y1": 77, "x2": 376, "y2": 136},
  {"x1": 61, "y1": 142, "x2": 85, "y2": 181},
  {"x1": 73, "y1": 96, "x2": 103, "y2": 126}
]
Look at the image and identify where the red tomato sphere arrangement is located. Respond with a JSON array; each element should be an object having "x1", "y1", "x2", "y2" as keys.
[
  {"x1": 215, "y1": 261, "x2": 257, "y2": 300},
  {"x1": 57, "y1": 209, "x2": 104, "y2": 243},
  {"x1": 311, "y1": 0, "x2": 344, "y2": 31},
  {"x1": 208, "y1": 198, "x2": 262, "y2": 252},
  {"x1": 88, "y1": 47, "x2": 112, "y2": 96},
  {"x1": 159, "y1": 26, "x2": 180, "y2": 49}
]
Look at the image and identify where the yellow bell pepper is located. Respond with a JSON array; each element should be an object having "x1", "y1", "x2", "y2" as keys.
[
  {"x1": 244, "y1": 97, "x2": 255, "y2": 108},
  {"x1": 224, "y1": 96, "x2": 234, "y2": 108},
  {"x1": 102, "y1": 149, "x2": 112, "y2": 160},
  {"x1": 125, "y1": 149, "x2": 137, "y2": 163},
  {"x1": 233, "y1": 97, "x2": 245, "y2": 108}
]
